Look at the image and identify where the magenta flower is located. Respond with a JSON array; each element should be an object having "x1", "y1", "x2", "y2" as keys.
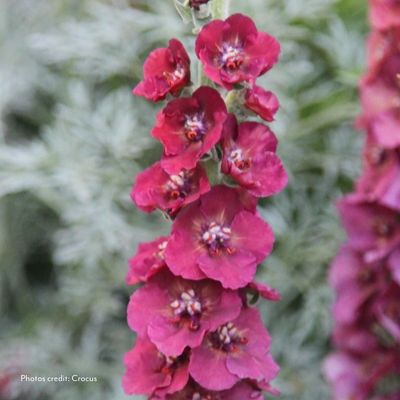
[
  {"x1": 371, "y1": 110, "x2": 400, "y2": 149},
  {"x1": 189, "y1": 308, "x2": 279, "y2": 390},
  {"x1": 195, "y1": 14, "x2": 280, "y2": 89},
  {"x1": 122, "y1": 337, "x2": 189, "y2": 396},
  {"x1": 165, "y1": 185, "x2": 274, "y2": 289},
  {"x1": 356, "y1": 135, "x2": 400, "y2": 211},
  {"x1": 133, "y1": 39, "x2": 190, "y2": 102},
  {"x1": 337, "y1": 195, "x2": 400, "y2": 263},
  {"x1": 126, "y1": 236, "x2": 169, "y2": 285},
  {"x1": 155, "y1": 379, "x2": 277, "y2": 399},
  {"x1": 221, "y1": 115, "x2": 288, "y2": 198},
  {"x1": 152, "y1": 87, "x2": 228, "y2": 174},
  {"x1": 244, "y1": 85, "x2": 280, "y2": 122},
  {"x1": 370, "y1": 0, "x2": 400, "y2": 30},
  {"x1": 246, "y1": 280, "x2": 281, "y2": 302},
  {"x1": 127, "y1": 270, "x2": 242, "y2": 356},
  {"x1": 131, "y1": 162, "x2": 210, "y2": 215},
  {"x1": 389, "y1": 249, "x2": 400, "y2": 284}
]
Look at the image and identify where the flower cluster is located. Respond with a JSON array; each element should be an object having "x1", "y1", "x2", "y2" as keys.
[
  {"x1": 324, "y1": 1, "x2": 400, "y2": 398},
  {"x1": 124, "y1": 11, "x2": 288, "y2": 399}
]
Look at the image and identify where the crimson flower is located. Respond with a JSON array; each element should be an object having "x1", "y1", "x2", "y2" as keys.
[
  {"x1": 133, "y1": 39, "x2": 190, "y2": 102},
  {"x1": 131, "y1": 162, "x2": 210, "y2": 215},
  {"x1": 244, "y1": 85, "x2": 280, "y2": 122},
  {"x1": 221, "y1": 115, "x2": 288, "y2": 198},
  {"x1": 126, "y1": 236, "x2": 168, "y2": 285},
  {"x1": 195, "y1": 14, "x2": 280, "y2": 89},
  {"x1": 122, "y1": 337, "x2": 189, "y2": 397},
  {"x1": 152, "y1": 87, "x2": 227, "y2": 174},
  {"x1": 165, "y1": 185, "x2": 274, "y2": 289},
  {"x1": 127, "y1": 270, "x2": 242, "y2": 356},
  {"x1": 189, "y1": 308, "x2": 279, "y2": 390}
]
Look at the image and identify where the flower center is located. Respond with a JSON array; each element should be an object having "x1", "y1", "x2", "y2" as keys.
[
  {"x1": 170, "y1": 289, "x2": 202, "y2": 330},
  {"x1": 366, "y1": 145, "x2": 386, "y2": 166},
  {"x1": 209, "y1": 322, "x2": 248, "y2": 353},
  {"x1": 221, "y1": 44, "x2": 244, "y2": 71},
  {"x1": 165, "y1": 171, "x2": 191, "y2": 200},
  {"x1": 185, "y1": 114, "x2": 206, "y2": 142},
  {"x1": 163, "y1": 66, "x2": 185, "y2": 87},
  {"x1": 158, "y1": 351, "x2": 187, "y2": 374},
  {"x1": 155, "y1": 240, "x2": 168, "y2": 259},
  {"x1": 192, "y1": 393, "x2": 215, "y2": 400},
  {"x1": 374, "y1": 219, "x2": 394, "y2": 238},
  {"x1": 229, "y1": 148, "x2": 251, "y2": 170},
  {"x1": 201, "y1": 222, "x2": 235, "y2": 256}
]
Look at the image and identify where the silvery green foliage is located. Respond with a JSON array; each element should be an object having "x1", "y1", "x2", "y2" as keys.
[{"x1": 0, "y1": 0, "x2": 365, "y2": 399}]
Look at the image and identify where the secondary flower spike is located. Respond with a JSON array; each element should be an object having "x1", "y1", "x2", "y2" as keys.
[
  {"x1": 133, "y1": 39, "x2": 191, "y2": 102},
  {"x1": 325, "y1": 1, "x2": 400, "y2": 397},
  {"x1": 195, "y1": 13, "x2": 280, "y2": 89},
  {"x1": 164, "y1": 185, "x2": 274, "y2": 289}
]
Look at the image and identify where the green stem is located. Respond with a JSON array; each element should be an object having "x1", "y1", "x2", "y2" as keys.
[{"x1": 211, "y1": 0, "x2": 231, "y2": 19}]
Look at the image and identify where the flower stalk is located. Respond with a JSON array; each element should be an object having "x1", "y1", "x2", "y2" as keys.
[{"x1": 123, "y1": 3, "x2": 287, "y2": 399}]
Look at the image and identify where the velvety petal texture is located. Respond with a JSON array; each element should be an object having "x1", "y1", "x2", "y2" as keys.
[
  {"x1": 221, "y1": 115, "x2": 288, "y2": 197},
  {"x1": 133, "y1": 39, "x2": 190, "y2": 101},
  {"x1": 195, "y1": 14, "x2": 280, "y2": 89},
  {"x1": 165, "y1": 185, "x2": 274, "y2": 289}
]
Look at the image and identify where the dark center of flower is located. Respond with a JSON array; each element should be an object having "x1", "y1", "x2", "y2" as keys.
[
  {"x1": 170, "y1": 289, "x2": 202, "y2": 330},
  {"x1": 229, "y1": 148, "x2": 251, "y2": 170},
  {"x1": 165, "y1": 171, "x2": 192, "y2": 200},
  {"x1": 221, "y1": 44, "x2": 244, "y2": 71},
  {"x1": 155, "y1": 240, "x2": 168, "y2": 259},
  {"x1": 163, "y1": 66, "x2": 185, "y2": 87},
  {"x1": 158, "y1": 351, "x2": 187, "y2": 375},
  {"x1": 185, "y1": 114, "x2": 206, "y2": 142},
  {"x1": 201, "y1": 222, "x2": 235, "y2": 256},
  {"x1": 191, "y1": 393, "x2": 216, "y2": 400},
  {"x1": 374, "y1": 219, "x2": 394, "y2": 238},
  {"x1": 366, "y1": 145, "x2": 386, "y2": 166},
  {"x1": 209, "y1": 322, "x2": 248, "y2": 353}
]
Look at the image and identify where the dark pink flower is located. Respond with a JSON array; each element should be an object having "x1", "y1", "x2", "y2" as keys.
[
  {"x1": 152, "y1": 87, "x2": 227, "y2": 174},
  {"x1": 131, "y1": 162, "x2": 210, "y2": 215},
  {"x1": 189, "y1": 308, "x2": 279, "y2": 390},
  {"x1": 122, "y1": 337, "x2": 189, "y2": 396},
  {"x1": 337, "y1": 195, "x2": 400, "y2": 263},
  {"x1": 371, "y1": 110, "x2": 400, "y2": 149},
  {"x1": 127, "y1": 270, "x2": 242, "y2": 356},
  {"x1": 389, "y1": 249, "x2": 400, "y2": 284},
  {"x1": 370, "y1": 0, "x2": 400, "y2": 30},
  {"x1": 244, "y1": 85, "x2": 280, "y2": 122},
  {"x1": 356, "y1": 134, "x2": 400, "y2": 211},
  {"x1": 221, "y1": 115, "x2": 288, "y2": 198},
  {"x1": 155, "y1": 379, "x2": 277, "y2": 399},
  {"x1": 195, "y1": 14, "x2": 280, "y2": 89},
  {"x1": 165, "y1": 185, "x2": 274, "y2": 289},
  {"x1": 126, "y1": 236, "x2": 169, "y2": 285},
  {"x1": 133, "y1": 39, "x2": 190, "y2": 102}
]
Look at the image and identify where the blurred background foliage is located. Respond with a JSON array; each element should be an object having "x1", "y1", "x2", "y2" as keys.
[{"x1": 0, "y1": 0, "x2": 367, "y2": 399}]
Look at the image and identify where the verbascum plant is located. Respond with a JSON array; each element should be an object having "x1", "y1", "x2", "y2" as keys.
[
  {"x1": 325, "y1": 1, "x2": 400, "y2": 398},
  {"x1": 123, "y1": 1, "x2": 288, "y2": 398}
]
